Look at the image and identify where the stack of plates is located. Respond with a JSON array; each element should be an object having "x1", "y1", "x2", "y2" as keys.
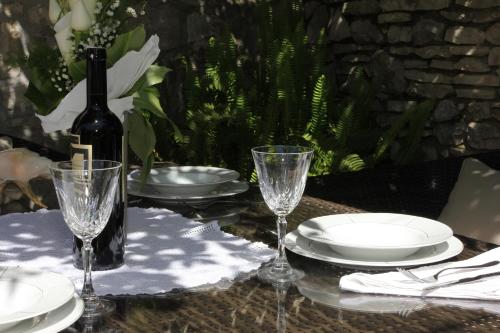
[
  {"x1": 286, "y1": 213, "x2": 463, "y2": 269},
  {"x1": 0, "y1": 267, "x2": 82, "y2": 333},
  {"x1": 128, "y1": 166, "x2": 249, "y2": 205}
]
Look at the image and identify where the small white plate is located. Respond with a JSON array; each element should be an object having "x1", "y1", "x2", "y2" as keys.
[
  {"x1": 285, "y1": 231, "x2": 463, "y2": 269},
  {"x1": 129, "y1": 166, "x2": 240, "y2": 195},
  {"x1": 297, "y1": 213, "x2": 453, "y2": 260},
  {"x1": 128, "y1": 180, "x2": 249, "y2": 204},
  {"x1": 3, "y1": 295, "x2": 84, "y2": 333},
  {"x1": 0, "y1": 267, "x2": 75, "y2": 331}
]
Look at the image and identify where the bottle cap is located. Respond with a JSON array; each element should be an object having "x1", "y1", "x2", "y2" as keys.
[{"x1": 86, "y1": 47, "x2": 106, "y2": 61}]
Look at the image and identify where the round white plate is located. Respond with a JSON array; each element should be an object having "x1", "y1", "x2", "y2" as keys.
[
  {"x1": 285, "y1": 231, "x2": 463, "y2": 269},
  {"x1": 3, "y1": 295, "x2": 84, "y2": 333},
  {"x1": 0, "y1": 267, "x2": 75, "y2": 331},
  {"x1": 128, "y1": 180, "x2": 249, "y2": 204},
  {"x1": 129, "y1": 166, "x2": 240, "y2": 195},
  {"x1": 297, "y1": 213, "x2": 453, "y2": 260}
]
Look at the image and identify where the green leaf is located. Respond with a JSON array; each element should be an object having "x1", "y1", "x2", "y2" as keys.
[
  {"x1": 133, "y1": 87, "x2": 166, "y2": 119},
  {"x1": 107, "y1": 25, "x2": 146, "y2": 66},
  {"x1": 68, "y1": 60, "x2": 86, "y2": 83},
  {"x1": 25, "y1": 82, "x2": 55, "y2": 115},
  {"x1": 139, "y1": 153, "x2": 154, "y2": 186},
  {"x1": 128, "y1": 110, "x2": 156, "y2": 162},
  {"x1": 126, "y1": 65, "x2": 170, "y2": 96}
]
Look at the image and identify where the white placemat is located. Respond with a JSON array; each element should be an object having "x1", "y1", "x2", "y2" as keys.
[{"x1": 0, "y1": 208, "x2": 274, "y2": 295}]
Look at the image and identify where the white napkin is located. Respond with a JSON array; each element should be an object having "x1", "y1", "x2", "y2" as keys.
[
  {"x1": 340, "y1": 247, "x2": 500, "y2": 301},
  {"x1": 0, "y1": 207, "x2": 274, "y2": 295},
  {"x1": 37, "y1": 35, "x2": 160, "y2": 133}
]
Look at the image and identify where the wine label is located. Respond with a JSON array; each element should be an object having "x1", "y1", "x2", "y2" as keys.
[{"x1": 70, "y1": 134, "x2": 93, "y2": 192}]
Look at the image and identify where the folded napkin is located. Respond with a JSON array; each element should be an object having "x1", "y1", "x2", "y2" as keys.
[
  {"x1": 340, "y1": 247, "x2": 500, "y2": 301},
  {"x1": 0, "y1": 207, "x2": 274, "y2": 295},
  {"x1": 36, "y1": 35, "x2": 160, "y2": 133}
]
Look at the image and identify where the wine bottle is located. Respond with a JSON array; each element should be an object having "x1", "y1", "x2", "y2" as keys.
[{"x1": 70, "y1": 47, "x2": 125, "y2": 270}]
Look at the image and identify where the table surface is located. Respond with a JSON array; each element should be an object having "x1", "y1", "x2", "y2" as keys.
[{"x1": 1, "y1": 181, "x2": 500, "y2": 333}]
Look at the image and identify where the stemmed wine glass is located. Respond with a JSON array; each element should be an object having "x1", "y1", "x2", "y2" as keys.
[
  {"x1": 50, "y1": 160, "x2": 121, "y2": 318},
  {"x1": 252, "y1": 145, "x2": 313, "y2": 282}
]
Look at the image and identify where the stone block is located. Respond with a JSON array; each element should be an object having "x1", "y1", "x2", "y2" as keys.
[
  {"x1": 453, "y1": 74, "x2": 500, "y2": 86},
  {"x1": 488, "y1": 47, "x2": 500, "y2": 65},
  {"x1": 444, "y1": 26, "x2": 485, "y2": 44},
  {"x1": 403, "y1": 59, "x2": 428, "y2": 69},
  {"x1": 369, "y1": 50, "x2": 407, "y2": 94},
  {"x1": 329, "y1": 9, "x2": 351, "y2": 42},
  {"x1": 412, "y1": 18, "x2": 445, "y2": 45},
  {"x1": 351, "y1": 19, "x2": 384, "y2": 44},
  {"x1": 407, "y1": 82, "x2": 454, "y2": 98},
  {"x1": 331, "y1": 44, "x2": 377, "y2": 54},
  {"x1": 434, "y1": 121, "x2": 466, "y2": 146},
  {"x1": 486, "y1": 23, "x2": 500, "y2": 45},
  {"x1": 456, "y1": 88, "x2": 496, "y2": 99},
  {"x1": 467, "y1": 101, "x2": 491, "y2": 121},
  {"x1": 455, "y1": 58, "x2": 490, "y2": 72},
  {"x1": 433, "y1": 100, "x2": 459, "y2": 122},
  {"x1": 387, "y1": 25, "x2": 412, "y2": 43},
  {"x1": 415, "y1": 46, "x2": 451, "y2": 59},
  {"x1": 440, "y1": 10, "x2": 473, "y2": 22},
  {"x1": 342, "y1": 0, "x2": 380, "y2": 15},
  {"x1": 449, "y1": 46, "x2": 490, "y2": 56},
  {"x1": 386, "y1": 100, "x2": 417, "y2": 112},
  {"x1": 389, "y1": 46, "x2": 414, "y2": 55},
  {"x1": 404, "y1": 70, "x2": 452, "y2": 84},
  {"x1": 380, "y1": 0, "x2": 451, "y2": 11},
  {"x1": 456, "y1": 0, "x2": 500, "y2": 8},
  {"x1": 468, "y1": 121, "x2": 500, "y2": 150},
  {"x1": 430, "y1": 59, "x2": 455, "y2": 70},
  {"x1": 377, "y1": 12, "x2": 412, "y2": 24},
  {"x1": 341, "y1": 54, "x2": 371, "y2": 63}
]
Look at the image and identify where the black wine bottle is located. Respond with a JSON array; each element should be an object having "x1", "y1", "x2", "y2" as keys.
[{"x1": 70, "y1": 47, "x2": 125, "y2": 270}]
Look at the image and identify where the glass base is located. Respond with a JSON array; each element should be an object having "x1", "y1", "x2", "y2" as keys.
[
  {"x1": 82, "y1": 297, "x2": 116, "y2": 318},
  {"x1": 258, "y1": 261, "x2": 304, "y2": 283}
]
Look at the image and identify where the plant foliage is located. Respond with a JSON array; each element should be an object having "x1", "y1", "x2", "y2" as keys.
[{"x1": 174, "y1": 0, "x2": 433, "y2": 179}]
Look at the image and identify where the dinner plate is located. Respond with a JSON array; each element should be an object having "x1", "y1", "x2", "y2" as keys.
[
  {"x1": 3, "y1": 295, "x2": 84, "y2": 333},
  {"x1": 297, "y1": 213, "x2": 453, "y2": 260},
  {"x1": 128, "y1": 180, "x2": 249, "y2": 204},
  {"x1": 285, "y1": 231, "x2": 463, "y2": 269},
  {"x1": 128, "y1": 166, "x2": 240, "y2": 195},
  {"x1": 0, "y1": 267, "x2": 75, "y2": 331}
]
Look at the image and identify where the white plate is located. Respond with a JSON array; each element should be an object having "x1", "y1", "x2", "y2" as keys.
[
  {"x1": 3, "y1": 295, "x2": 84, "y2": 333},
  {"x1": 129, "y1": 166, "x2": 240, "y2": 195},
  {"x1": 297, "y1": 213, "x2": 453, "y2": 260},
  {"x1": 128, "y1": 180, "x2": 249, "y2": 204},
  {"x1": 285, "y1": 231, "x2": 463, "y2": 269},
  {"x1": 0, "y1": 267, "x2": 75, "y2": 331}
]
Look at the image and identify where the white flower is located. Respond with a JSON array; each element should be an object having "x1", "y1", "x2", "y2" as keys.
[
  {"x1": 126, "y1": 7, "x2": 137, "y2": 18},
  {"x1": 106, "y1": 10, "x2": 114, "y2": 16},
  {"x1": 54, "y1": 13, "x2": 74, "y2": 64},
  {"x1": 48, "y1": 0, "x2": 62, "y2": 24},
  {"x1": 69, "y1": 0, "x2": 78, "y2": 9},
  {"x1": 83, "y1": 0, "x2": 97, "y2": 20},
  {"x1": 71, "y1": 0, "x2": 92, "y2": 31}
]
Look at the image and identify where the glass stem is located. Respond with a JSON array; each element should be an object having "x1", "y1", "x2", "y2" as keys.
[
  {"x1": 81, "y1": 240, "x2": 97, "y2": 304},
  {"x1": 274, "y1": 215, "x2": 289, "y2": 270}
]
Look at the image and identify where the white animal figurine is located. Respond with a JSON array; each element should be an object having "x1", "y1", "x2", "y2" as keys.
[{"x1": 0, "y1": 148, "x2": 52, "y2": 208}]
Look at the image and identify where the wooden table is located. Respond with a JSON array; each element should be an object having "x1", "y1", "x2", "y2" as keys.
[{"x1": 1, "y1": 180, "x2": 499, "y2": 332}]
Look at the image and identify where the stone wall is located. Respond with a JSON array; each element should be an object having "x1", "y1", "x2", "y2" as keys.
[{"x1": 308, "y1": 0, "x2": 500, "y2": 159}]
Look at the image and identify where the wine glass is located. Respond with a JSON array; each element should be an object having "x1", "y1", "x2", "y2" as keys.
[
  {"x1": 252, "y1": 145, "x2": 313, "y2": 282},
  {"x1": 50, "y1": 160, "x2": 121, "y2": 318}
]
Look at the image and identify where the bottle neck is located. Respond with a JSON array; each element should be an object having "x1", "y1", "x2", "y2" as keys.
[{"x1": 86, "y1": 58, "x2": 107, "y2": 107}]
